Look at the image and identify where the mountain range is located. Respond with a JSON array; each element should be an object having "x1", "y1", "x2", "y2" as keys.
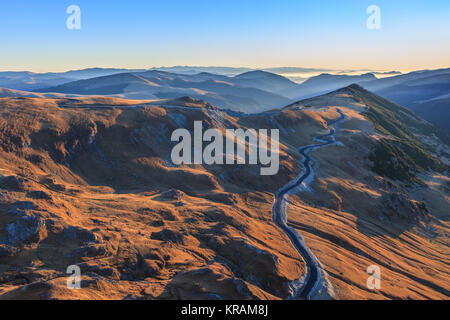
[
  {"x1": 363, "y1": 69, "x2": 450, "y2": 129},
  {"x1": 0, "y1": 67, "x2": 445, "y2": 128}
]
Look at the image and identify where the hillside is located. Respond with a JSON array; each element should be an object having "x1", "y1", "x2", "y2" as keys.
[
  {"x1": 0, "y1": 87, "x2": 449, "y2": 300},
  {"x1": 362, "y1": 69, "x2": 450, "y2": 129}
]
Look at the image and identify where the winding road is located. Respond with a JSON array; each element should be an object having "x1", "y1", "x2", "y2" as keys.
[{"x1": 272, "y1": 109, "x2": 346, "y2": 300}]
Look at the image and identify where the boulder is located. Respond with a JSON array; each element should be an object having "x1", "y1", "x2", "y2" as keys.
[
  {"x1": 67, "y1": 243, "x2": 113, "y2": 259},
  {"x1": 150, "y1": 229, "x2": 185, "y2": 244},
  {"x1": 6, "y1": 215, "x2": 47, "y2": 245},
  {"x1": 79, "y1": 262, "x2": 120, "y2": 280},
  {"x1": 27, "y1": 190, "x2": 53, "y2": 201},
  {"x1": 0, "y1": 175, "x2": 26, "y2": 191},
  {"x1": 140, "y1": 259, "x2": 163, "y2": 277},
  {"x1": 63, "y1": 226, "x2": 99, "y2": 243},
  {"x1": 7, "y1": 201, "x2": 36, "y2": 216}
]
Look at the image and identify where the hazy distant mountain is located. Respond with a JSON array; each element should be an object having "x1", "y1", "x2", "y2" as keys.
[
  {"x1": 371, "y1": 70, "x2": 402, "y2": 76},
  {"x1": 289, "y1": 73, "x2": 378, "y2": 100},
  {"x1": 36, "y1": 70, "x2": 295, "y2": 113},
  {"x1": 148, "y1": 66, "x2": 253, "y2": 76},
  {"x1": 362, "y1": 68, "x2": 450, "y2": 129},
  {"x1": 50, "y1": 68, "x2": 147, "y2": 80},
  {"x1": 0, "y1": 67, "x2": 398, "y2": 91},
  {"x1": 0, "y1": 68, "x2": 146, "y2": 91},
  {"x1": 263, "y1": 67, "x2": 333, "y2": 74},
  {"x1": 362, "y1": 68, "x2": 450, "y2": 91},
  {"x1": 152, "y1": 66, "x2": 334, "y2": 76},
  {"x1": 233, "y1": 70, "x2": 302, "y2": 97},
  {"x1": 0, "y1": 72, "x2": 71, "y2": 91},
  {"x1": 36, "y1": 70, "x2": 389, "y2": 112}
]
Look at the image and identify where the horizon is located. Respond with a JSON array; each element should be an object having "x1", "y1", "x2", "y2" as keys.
[
  {"x1": 1, "y1": 65, "x2": 446, "y2": 76},
  {"x1": 1, "y1": 0, "x2": 449, "y2": 73}
]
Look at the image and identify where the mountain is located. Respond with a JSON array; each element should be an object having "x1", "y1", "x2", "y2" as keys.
[
  {"x1": 0, "y1": 67, "x2": 398, "y2": 92},
  {"x1": 0, "y1": 72, "x2": 72, "y2": 91},
  {"x1": 283, "y1": 68, "x2": 450, "y2": 130},
  {"x1": 0, "y1": 68, "x2": 148, "y2": 91},
  {"x1": 288, "y1": 84, "x2": 449, "y2": 179},
  {"x1": 263, "y1": 67, "x2": 333, "y2": 74},
  {"x1": 0, "y1": 85, "x2": 448, "y2": 300},
  {"x1": 290, "y1": 73, "x2": 378, "y2": 100},
  {"x1": 361, "y1": 69, "x2": 450, "y2": 129},
  {"x1": 149, "y1": 66, "x2": 333, "y2": 77},
  {"x1": 148, "y1": 66, "x2": 253, "y2": 76},
  {"x1": 49, "y1": 68, "x2": 148, "y2": 80},
  {"x1": 233, "y1": 70, "x2": 302, "y2": 97},
  {"x1": 35, "y1": 70, "x2": 298, "y2": 113},
  {"x1": 362, "y1": 68, "x2": 450, "y2": 91}
]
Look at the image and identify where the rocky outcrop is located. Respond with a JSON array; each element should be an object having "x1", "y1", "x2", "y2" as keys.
[
  {"x1": 7, "y1": 201, "x2": 35, "y2": 216},
  {"x1": 5, "y1": 215, "x2": 47, "y2": 245},
  {"x1": 0, "y1": 175, "x2": 27, "y2": 191},
  {"x1": 63, "y1": 226, "x2": 99, "y2": 243},
  {"x1": 66, "y1": 243, "x2": 114, "y2": 259},
  {"x1": 78, "y1": 262, "x2": 120, "y2": 280},
  {"x1": 156, "y1": 189, "x2": 184, "y2": 201},
  {"x1": 151, "y1": 229, "x2": 185, "y2": 245},
  {"x1": 27, "y1": 190, "x2": 53, "y2": 201}
]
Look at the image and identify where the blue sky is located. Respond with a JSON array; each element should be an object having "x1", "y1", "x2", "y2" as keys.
[{"x1": 0, "y1": 0, "x2": 449, "y2": 72}]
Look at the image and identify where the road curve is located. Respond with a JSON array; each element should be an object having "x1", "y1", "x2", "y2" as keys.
[{"x1": 273, "y1": 109, "x2": 346, "y2": 300}]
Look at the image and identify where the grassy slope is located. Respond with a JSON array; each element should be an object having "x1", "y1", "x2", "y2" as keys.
[{"x1": 345, "y1": 84, "x2": 449, "y2": 183}]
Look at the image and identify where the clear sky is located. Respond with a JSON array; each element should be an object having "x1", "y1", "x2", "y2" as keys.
[{"x1": 0, "y1": 0, "x2": 449, "y2": 72}]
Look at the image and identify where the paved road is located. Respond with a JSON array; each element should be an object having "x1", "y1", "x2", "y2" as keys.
[{"x1": 273, "y1": 109, "x2": 346, "y2": 300}]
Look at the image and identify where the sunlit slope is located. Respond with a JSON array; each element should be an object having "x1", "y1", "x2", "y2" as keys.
[
  {"x1": 0, "y1": 96, "x2": 330, "y2": 299},
  {"x1": 0, "y1": 86, "x2": 448, "y2": 299},
  {"x1": 284, "y1": 85, "x2": 449, "y2": 299}
]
